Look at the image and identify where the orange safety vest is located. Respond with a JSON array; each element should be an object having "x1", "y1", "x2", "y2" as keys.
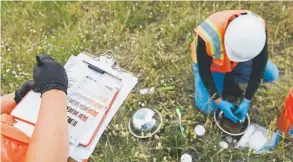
[
  {"x1": 190, "y1": 10, "x2": 266, "y2": 73},
  {"x1": 1, "y1": 114, "x2": 30, "y2": 162},
  {"x1": 1, "y1": 114, "x2": 86, "y2": 162}
]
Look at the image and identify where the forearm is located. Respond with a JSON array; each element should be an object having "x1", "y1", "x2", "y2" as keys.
[
  {"x1": 26, "y1": 90, "x2": 68, "y2": 162},
  {"x1": 197, "y1": 36, "x2": 221, "y2": 100},
  {"x1": 1, "y1": 93, "x2": 17, "y2": 114},
  {"x1": 245, "y1": 32, "x2": 268, "y2": 100},
  {"x1": 245, "y1": 62, "x2": 267, "y2": 100}
]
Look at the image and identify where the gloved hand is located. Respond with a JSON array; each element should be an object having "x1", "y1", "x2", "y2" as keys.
[
  {"x1": 216, "y1": 100, "x2": 239, "y2": 123},
  {"x1": 33, "y1": 55, "x2": 68, "y2": 95},
  {"x1": 14, "y1": 80, "x2": 35, "y2": 103},
  {"x1": 234, "y1": 98, "x2": 251, "y2": 120}
]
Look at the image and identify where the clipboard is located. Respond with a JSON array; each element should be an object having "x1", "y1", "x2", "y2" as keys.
[{"x1": 11, "y1": 51, "x2": 123, "y2": 147}]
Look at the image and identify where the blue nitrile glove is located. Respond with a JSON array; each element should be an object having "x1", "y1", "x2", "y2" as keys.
[
  {"x1": 234, "y1": 98, "x2": 251, "y2": 120},
  {"x1": 216, "y1": 100, "x2": 239, "y2": 123}
]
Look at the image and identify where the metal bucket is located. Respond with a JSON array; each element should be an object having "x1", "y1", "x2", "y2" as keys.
[{"x1": 214, "y1": 108, "x2": 250, "y2": 136}]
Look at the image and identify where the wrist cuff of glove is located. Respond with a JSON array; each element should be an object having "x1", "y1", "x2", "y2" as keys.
[
  {"x1": 39, "y1": 82, "x2": 67, "y2": 95},
  {"x1": 41, "y1": 85, "x2": 67, "y2": 95}
]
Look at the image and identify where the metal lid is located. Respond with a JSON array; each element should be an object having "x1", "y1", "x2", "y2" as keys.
[{"x1": 128, "y1": 108, "x2": 162, "y2": 138}]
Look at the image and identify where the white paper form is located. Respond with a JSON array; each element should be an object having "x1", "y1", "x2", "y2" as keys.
[
  {"x1": 64, "y1": 55, "x2": 88, "y2": 92},
  {"x1": 66, "y1": 54, "x2": 123, "y2": 146},
  {"x1": 11, "y1": 91, "x2": 41, "y2": 125},
  {"x1": 13, "y1": 119, "x2": 35, "y2": 137},
  {"x1": 69, "y1": 72, "x2": 138, "y2": 160},
  {"x1": 68, "y1": 73, "x2": 121, "y2": 146}
]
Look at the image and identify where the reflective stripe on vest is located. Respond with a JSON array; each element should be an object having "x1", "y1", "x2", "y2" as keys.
[
  {"x1": 196, "y1": 19, "x2": 224, "y2": 60},
  {"x1": 190, "y1": 35, "x2": 198, "y2": 63}
]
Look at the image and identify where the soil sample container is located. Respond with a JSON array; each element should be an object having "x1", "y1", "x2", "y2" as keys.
[
  {"x1": 277, "y1": 87, "x2": 293, "y2": 135},
  {"x1": 214, "y1": 107, "x2": 250, "y2": 136}
]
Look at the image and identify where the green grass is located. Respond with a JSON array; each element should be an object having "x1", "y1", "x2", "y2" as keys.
[{"x1": 1, "y1": 1, "x2": 293, "y2": 162}]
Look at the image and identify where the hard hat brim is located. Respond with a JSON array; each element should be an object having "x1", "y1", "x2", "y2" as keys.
[{"x1": 225, "y1": 45, "x2": 252, "y2": 62}]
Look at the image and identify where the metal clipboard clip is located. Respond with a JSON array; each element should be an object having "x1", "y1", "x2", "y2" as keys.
[
  {"x1": 82, "y1": 50, "x2": 122, "y2": 81},
  {"x1": 92, "y1": 50, "x2": 120, "y2": 72}
]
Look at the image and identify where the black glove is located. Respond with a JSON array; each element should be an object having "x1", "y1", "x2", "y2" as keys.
[
  {"x1": 14, "y1": 80, "x2": 35, "y2": 103},
  {"x1": 33, "y1": 55, "x2": 68, "y2": 95}
]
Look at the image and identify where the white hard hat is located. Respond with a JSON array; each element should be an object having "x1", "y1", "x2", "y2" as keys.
[{"x1": 224, "y1": 14, "x2": 266, "y2": 62}]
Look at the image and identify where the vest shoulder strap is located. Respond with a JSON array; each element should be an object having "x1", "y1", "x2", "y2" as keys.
[{"x1": 195, "y1": 19, "x2": 224, "y2": 61}]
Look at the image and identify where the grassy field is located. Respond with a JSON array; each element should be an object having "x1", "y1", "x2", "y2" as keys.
[{"x1": 1, "y1": 1, "x2": 293, "y2": 162}]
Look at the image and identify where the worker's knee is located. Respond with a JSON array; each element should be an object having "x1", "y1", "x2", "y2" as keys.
[{"x1": 263, "y1": 61, "x2": 279, "y2": 83}]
